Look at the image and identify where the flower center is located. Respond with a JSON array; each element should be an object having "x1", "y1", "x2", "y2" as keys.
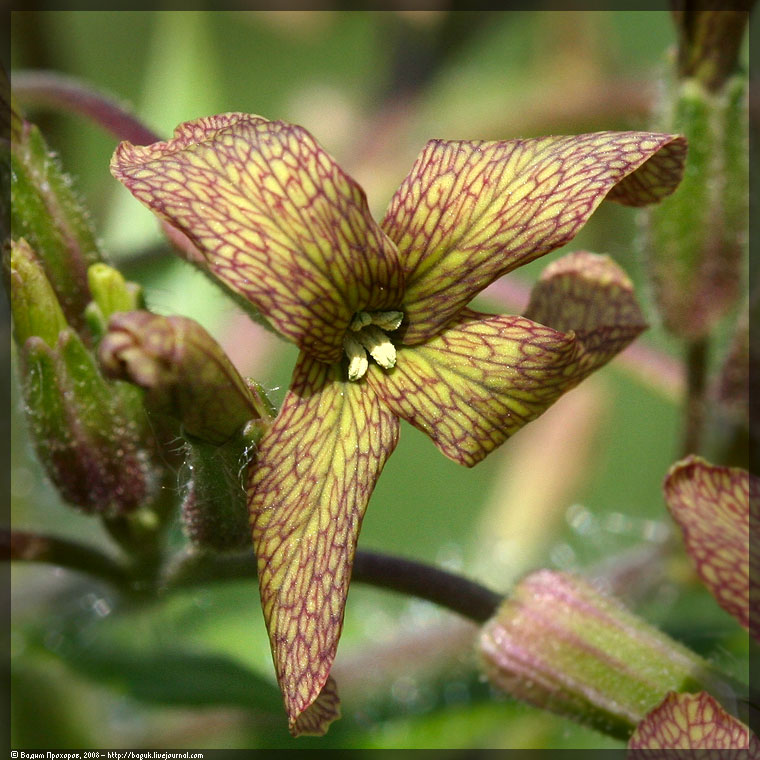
[{"x1": 343, "y1": 310, "x2": 404, "y2": 382}]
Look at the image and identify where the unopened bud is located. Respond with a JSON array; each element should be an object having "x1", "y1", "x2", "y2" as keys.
[
  {"x1": 85, "y1": 263, "x2": 144, "y2": 339},
  {"x1": 8, "y1": 238, "x2": 68, "y2": 348},
  {"x1": 20, "y1": 328, "x2": 159, "y2": 516},
  {"x1": 478, "y1": 570, "x2": 726, "y2": 740},
  {"x1": 99, "y1": 311, "x2": 272, "y2": 445},
  {"x1": 11, "y1": 117, "x2": 103, "y2": 331}
]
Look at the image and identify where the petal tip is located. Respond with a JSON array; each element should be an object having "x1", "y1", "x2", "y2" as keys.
[{"x1": 287, "y1": 676, "x2": 342, "y2": 737}]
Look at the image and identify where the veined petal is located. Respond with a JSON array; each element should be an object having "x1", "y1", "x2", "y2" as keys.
[
  {"x1": 523, "y1": 251, "x2": 647, "y2": 376},
  {"x1": 382, "y1": 132, "x2": 686, "y2": 344},
  {"x1": 629, "y1": 691, "x2": 755, "y2": 752},
  {"x1": 112, "y1": 113, "x2": 403, "y2": 363},
  {"x1": 248, "y1": 352, "x2": 399, "y2": 733},
  {"x1": 663, "y1": 456, "x2": 753, "y2": 636},
  {"x1": 367, "y1": 310, "x2": 584, "y2": 467},
  {"x1": 290, "y1": 676, "x2": 341, "y2": 737}
]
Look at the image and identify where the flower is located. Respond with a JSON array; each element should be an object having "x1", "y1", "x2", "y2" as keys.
[{"x1": 111, "y1": 114, "x2": 686, "y2": 733}]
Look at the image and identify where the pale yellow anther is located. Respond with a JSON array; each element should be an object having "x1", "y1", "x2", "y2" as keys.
[
  {"x1": 344, "y1": 310, "x2": 404, "y2": 381},
  {"x1": 349, "y1": 311, "x2": 372, "y2": 331},
  {"x1": 343, "y1": 333, "x2": 369, "y2": 381},
  {"x1": 369, "y1": 310, "x2": 404, "y2": 332},
  {"x1": 356, "y1": 325, "x2": 397, "y2": 370}
]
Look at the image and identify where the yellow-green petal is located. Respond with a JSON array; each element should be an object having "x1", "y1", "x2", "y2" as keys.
[
  {"x1": 249, "y1": 352, "x2": 399, "y2": 734},
  {"x1": 663, "y1": 456, "x2": 753, "y2": 636},
  {"x1": 111, "y1": 113, "x2": 403, "y2": 363},
  {"x1": 367, "y1": 310, "x2": 583, "y2": 467},
  {"x1": 629, "y1": 691, "x2": 756, "y2": 752},
  {"x1": 290, "y1": 676, "x2": 341, "y2": 737},
  {"x1": 382, "y1": 132, "x2": 686, "y2": 345},
  {"x1": 523, "y1": 250, "x2": 648, "y2": 376}
]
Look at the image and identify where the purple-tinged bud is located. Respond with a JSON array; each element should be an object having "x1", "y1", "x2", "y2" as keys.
[
  {"x1": 20, "y1": 328, "x2": 159, "y2": 516},
  {"x1": 97, "y1": 310, "x2": 274, "y2": 551},
  {"x1": 478, "y1": 570, "x2": 729, "y2": 740},
  {"x1": 84, "y1": 263, "x2": 144, "y2": 340},
  {"x1": 10, "y1": 115, "x2": 103, "y2": 331},
  {"x1": 99, "y1": 310, "x2": 272, "y2": 445},
  {"x1": 671, "y1": 6, "x2": 751, "y2": 92},
  {"x1": 10, "y1": 237, "x2": 159, "y2": 516}
]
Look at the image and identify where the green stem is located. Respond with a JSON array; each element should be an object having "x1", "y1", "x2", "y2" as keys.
[
  {"x1": 3, "y1": 528, "x2": 502, "y2": 623},
  {"x1": 2, "y1": 528, "x2": 130, "y2": 587},
  {"x1": 681, "y1": 337, "x2": 709, "y2": 456},
  {"x1": 164, "y1": 546, "x2": 503, "y2": 623}
]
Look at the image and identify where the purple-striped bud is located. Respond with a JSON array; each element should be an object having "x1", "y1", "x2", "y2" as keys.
[{"x1": 478, "y1": 570, "x2": 728, "y2": 740}]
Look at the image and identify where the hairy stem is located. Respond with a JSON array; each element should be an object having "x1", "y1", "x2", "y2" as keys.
[{"x1": 681, "y1": 337, "x2": 709, "y2": 456}]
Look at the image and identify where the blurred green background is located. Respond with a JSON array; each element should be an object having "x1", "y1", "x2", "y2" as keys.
[{"x1": 9, "y1": 10, "x2": 748, "y2": 750}]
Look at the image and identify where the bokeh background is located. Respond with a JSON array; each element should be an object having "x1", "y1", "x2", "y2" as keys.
[{"x1": 9, "y1": 10, "x2": 749, "y2": 750}]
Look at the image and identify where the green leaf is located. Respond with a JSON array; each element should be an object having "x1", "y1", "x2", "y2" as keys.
[{"x1": 29, "y1": 630, "x2": 283, "y2": 714}]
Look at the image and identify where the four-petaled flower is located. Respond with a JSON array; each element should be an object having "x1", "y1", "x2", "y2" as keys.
[{"x1": 111, "y1": 114, "x2": 686, "y2": 734}]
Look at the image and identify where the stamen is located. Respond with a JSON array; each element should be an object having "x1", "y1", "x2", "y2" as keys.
[
  {"x1": 344, "y1": 310, "x2": 404, "y2": 381},
  {"x1": 343, "y1": 333, "x2": 369, "y2": 381},
  {"x1": 356, "y1": 325, "x2": 397, "y2": 370},
  {"x1": 369, "y1": 310, "x2": 404, "y2": 332},
  {"x1": 349, "y1": 311, "x2": 372, "y2": 331}
]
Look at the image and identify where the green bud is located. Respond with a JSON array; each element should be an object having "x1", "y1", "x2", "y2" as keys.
[
  {"x1": 8, "y1": 238, "x2": 68, "y2": 348},
  {"x1": 20, "y1": 328, "x2": 159, "y2": 516},
  {"x1": 180, "y1": 437, "x2": 252, "y2": 552},
  {"x1": 99, "y1": 311, "x2": 273, "y2": 445},
  {"x1": 645, "y1": 75, "x2": 747, "y2": 340},
  {"x1": 84, "y1": 263, "x2": 144, "y2": 339},
  {"x1": 478, "y1": 570, "x2": 729, "y2": 740},
  {"x1": 11, "y1": 116, "x2": 103, "y2": 331}
]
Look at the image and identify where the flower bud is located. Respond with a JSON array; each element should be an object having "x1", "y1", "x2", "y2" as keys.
[
  {"x1": 8, "y1": 238, "x2": 68, "y2": 348},
  {"x1": 20, "y1": 328, "x2": 159, "y2": 516},
  {"x1": 10, "y1": 237, "x2": 159, "y2": 516},
  {"x1": 478, "y1": 570, "x2": 727, "y2": 739},
  {"x1": 645, "y1": 75, "x2": 747, "y2": 339},
  {"x1": 10, "y1": 115, "x2": 103, "y2": 331},
  {"x1": 99, "y1": 310, "x2": 271, "y2": 445},
  {"x1": 84, "y1": 262, "x2": 144, "y2": 339}
]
